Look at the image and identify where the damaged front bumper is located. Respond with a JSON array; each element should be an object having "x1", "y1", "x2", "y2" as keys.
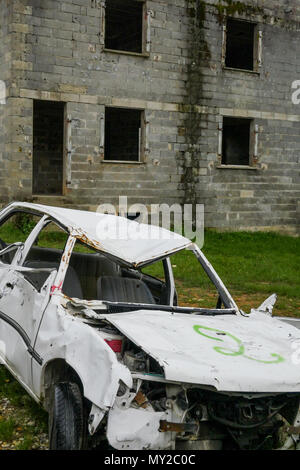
[{"x1": 89, "y1": 376, "x2": 300, "y2": 451}]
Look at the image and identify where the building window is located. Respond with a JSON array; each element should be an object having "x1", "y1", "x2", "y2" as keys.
[
  {"x1": 105, "y1": 0, "x2": 145, "y2": 54},
  {"x1": 33, "y1": 100, "x2": 65, "y2": 195},
  {"x1": 221, "y1": 117, "x2": 253, "y2": 166},
  {"x1": 104, "y1": 107, "x2": 145, "y2": 162},
  {"x1": 224, "y1": 19, "x2": 260, "y2": 71}
]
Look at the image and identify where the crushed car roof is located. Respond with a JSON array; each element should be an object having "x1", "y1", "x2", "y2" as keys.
[{"x1": 6, "y1": 202, "x2": 193, "y2": 267}]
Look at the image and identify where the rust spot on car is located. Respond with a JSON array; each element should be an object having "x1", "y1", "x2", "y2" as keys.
[{"x1": 134, "y1": 391, "x2": 148, "y2": 409}]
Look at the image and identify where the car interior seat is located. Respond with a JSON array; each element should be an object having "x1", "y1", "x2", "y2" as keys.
[
  {"x1": 97, "y1": 276, "x2": 156, "y2": 304},
  {"x1": 24, "y1": 260, "x2": 83, "y2": 298}
]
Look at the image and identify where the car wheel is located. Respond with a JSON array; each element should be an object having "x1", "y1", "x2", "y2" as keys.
[{"x1": 49, "y1": 382, "x2": 87, "y2": 450}]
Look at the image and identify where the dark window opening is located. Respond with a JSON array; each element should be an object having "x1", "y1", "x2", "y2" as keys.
[
  {"x1": 33, "y1": 100, "x2": 64, "y2": 195},
  {"x1": 105, "y1": 0, "x2": 144, "y2": 53},
  {"x1": 225, "y1": 19, "x2": 255, "y2": 70},
  {"x1": 222, "y1": 117, "x2": 251, "y2": 166},
  {"x1": 105, "y1": 107, "x2": 142, "y2": 162}
]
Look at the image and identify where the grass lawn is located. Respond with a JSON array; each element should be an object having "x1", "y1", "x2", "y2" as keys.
[
  {"x1": 146, "y1": 230, "x2": 300, "y2": 317},
  {"x1": 0, "y1": 366, "x2": 48, "y2": 449},
  {"x1": 0, "y1": 224, "x2": 299, "y2": 449}
]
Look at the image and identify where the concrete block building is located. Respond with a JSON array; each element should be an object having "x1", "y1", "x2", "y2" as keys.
[{"x1": 0, "y1": 0, "x2": 300, "y2": 232}]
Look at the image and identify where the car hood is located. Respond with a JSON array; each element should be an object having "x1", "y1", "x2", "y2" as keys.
[{"x1": 101, "y1": 309, "x2": 300, "y2": 393}]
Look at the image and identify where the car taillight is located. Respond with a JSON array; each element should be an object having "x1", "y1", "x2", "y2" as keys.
[{"x1": 105, "y1": 339, "x2": 122, "y2": 353}]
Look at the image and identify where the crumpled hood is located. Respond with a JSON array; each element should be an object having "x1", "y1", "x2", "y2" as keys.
[{"x1": 101, "y1": 310, "x2": 300, "y2": 393}]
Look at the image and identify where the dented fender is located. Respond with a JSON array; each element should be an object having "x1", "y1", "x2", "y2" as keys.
[{"x1": 32, "y1": 300, "x2": 132, "y2": 413}]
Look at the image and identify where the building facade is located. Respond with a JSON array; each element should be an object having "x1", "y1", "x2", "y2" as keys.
[{"x1": 0, "y1": 0, "x2": 300, "y2": 232}]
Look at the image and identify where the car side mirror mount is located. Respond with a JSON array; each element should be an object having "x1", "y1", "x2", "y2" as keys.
[{"x1": 256, "y1": 294, "x2": 277, "y2": 316}]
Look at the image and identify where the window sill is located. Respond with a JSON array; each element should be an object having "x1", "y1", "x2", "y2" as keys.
[
  {"x1": 32, "y1": 193, "x2": 65, "y2": 197},
  {"x1": 216, "y1": 164, "x2": 259, "y2": 170},
  {"x1": 223, "y1": 66, "x2": 260, "y2": 75},
  {"x1": 101, "y1": 160, "x2": 145, "y2": 165},
  {"x1": 103, "y1": 48, "x2": 150, "y2": 58}
]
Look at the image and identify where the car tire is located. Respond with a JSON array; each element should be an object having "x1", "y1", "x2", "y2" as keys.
[{"x1": 49, "y1": 382, "x2": 87, "y2": 450}]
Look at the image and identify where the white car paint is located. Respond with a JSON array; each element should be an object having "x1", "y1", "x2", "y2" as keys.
[
  {"x1": 0, "y1": 202, "x2": 299, "y2": 450},
  {"x1": 100, "y1": 309, "x2": 300, "y2": 393}
]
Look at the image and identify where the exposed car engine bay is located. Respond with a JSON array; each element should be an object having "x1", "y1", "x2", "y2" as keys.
[{"x1": 91, "y1": 319, "x2": 300, "y2": 450}]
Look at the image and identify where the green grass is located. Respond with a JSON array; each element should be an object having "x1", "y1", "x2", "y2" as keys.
[
  {"x1": 0, "y1": 418, "x2": 16, "y2": 441},
  {"x1": 0, "y1": 225, "x2": 299, "y2": 447},
  {"x1": 145, "y1": 230, "x2": 300, "y2": 295},
  {"x1": 144, "y1": 230, "x2": 300, "y2": 316},
  {"x1": 0, "y1": 222, "x2": 299, "y2": 314},
  {"x1": 178, "y1": 231, "x2": 299, "y2": 295},
  {"x1": 15, "y1": 435, "x2": 34, "y2": 450},
  {"x1": 1, "y1": 221, "x2": 299, "y2": 314},
  {"x1": 0, "y1": 222, "x2": 94, "y2": 253},
  {"x1": 0, "y1": 366, "x2": 48, "y2": 449},
  {"x1": 0, "y1": 223, "x2": 29, "y2": 244},
  {"x1": 0, "y1": 367, "x2": 47, "y2": 429}
]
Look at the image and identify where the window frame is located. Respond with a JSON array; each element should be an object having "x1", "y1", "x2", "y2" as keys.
[
  {"x1": 222, "y1": 17, "x2": 262, "y2": 74},
  {"x1": 217, "y1": 115, "x2": 259, "y2": 169},
  {"x1": 101, "y1": 0, "x2": 150, "y2": 57},
  {"x1": 101, "y1": 106, "x2": 148, "y2": 164}
]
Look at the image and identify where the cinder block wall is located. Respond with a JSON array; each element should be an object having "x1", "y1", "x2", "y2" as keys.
[
  {"x1": 3, "y1": 0, "x2": 188, "y2": 211},
  {"x1": 0, "y1": 0, "x2": 299, "y2": 233},
  {"x1": 195, "y1": 0, "x2": 300, "y2": 232},
  {"x1": 0, "y1": 1, "x2": 13, "y2": 204}
]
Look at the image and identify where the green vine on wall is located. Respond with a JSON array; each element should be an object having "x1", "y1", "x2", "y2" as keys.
[
  {"x1": 178, "y1": 0, "x2": 210, "y2": 210},
  {"x1": 178, "y1": 0, "x2": 265, "y2": 211}
]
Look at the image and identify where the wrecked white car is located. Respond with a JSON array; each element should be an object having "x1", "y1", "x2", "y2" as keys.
[{"x1": 0, "y1": 202, "x2": 300, "y2": 450}]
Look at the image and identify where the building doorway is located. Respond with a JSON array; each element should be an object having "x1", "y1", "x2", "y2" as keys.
[{"x1": 33, "y1": 100, "x2": 65, "y2": 195}]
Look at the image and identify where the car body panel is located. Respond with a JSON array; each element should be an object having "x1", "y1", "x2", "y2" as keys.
[
  {"x1": 100, "y1": 309, "x2": 300, "y2": 393},
  {"x1": 32, "y1": 299, "x2": 132, "y2": 411},
  {"x1": 0, "y1": 202, "x2": 300, "y2": 450},
  {"x1": 3, "y1": 202, "x2": 192, "y2": 267},
  {"x1": 0, "y1": 265, "x2": 48, "y2": 386}
]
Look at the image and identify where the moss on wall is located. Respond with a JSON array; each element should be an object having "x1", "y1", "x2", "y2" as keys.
[
  {"x1": 215, "y1": 0, "x2": 263, "y2": 22},
  {"x1": 178, "y1": 0, "x2": 210, "y2": 208},
  {"x1": 178, "y1": 0, "x2": 265, "y2": 209}
]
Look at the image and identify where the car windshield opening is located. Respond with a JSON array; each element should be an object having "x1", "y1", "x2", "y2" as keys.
[{"x1": 64, "y1": 241, "x2": 236, "y2": 315}]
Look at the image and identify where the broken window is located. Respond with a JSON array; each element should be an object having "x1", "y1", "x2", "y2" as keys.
[
  {"x1": 33, "y1": 100, "x2": 65, "y2": 195},
  {"x1": 104, "y1": 107, "x2": 144, "y2": 162},
  {"x1": 221, "y1": 117, "x2": 252, "y2": 166},
  {"x1": 105, "y1": 0, "x2": 145, "y2": 54},
  {"x1": 225, "y1": 19, "x2": 256, "y2": 71}
]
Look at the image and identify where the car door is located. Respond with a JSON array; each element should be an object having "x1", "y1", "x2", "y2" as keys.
[
  {"x1": 0, "y1": 209, "x2": 50, "y2": 389},
  {"x1": 0, "y1": 267, "x2": 55, "y2": 384}
]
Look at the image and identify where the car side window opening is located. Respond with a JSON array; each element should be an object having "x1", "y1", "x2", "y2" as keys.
[
  {"x1": 22, "y1": 220, "x2": 69, "y2": 292},
  {"x1": 64, "y1": 239, "x2": 225, "y2": 309},
  {"x1": 9, "y1": 222, "x2": 227, "y2": 308},
  {"x1": 0, "y1": 211, "x2": 41, "y2": 264},
  {"x1": 65, "y1": 240, "x2": 166, "y2": 304},
  {"x1": 168, "y1": 252, "x2": 223, "y2": 310},
  {"x1": 68, "y1": 239, "x2": 122, "y2": 301},
  {"x1": 140, "y1": 260, "x2": 171, "y2": 305}
]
